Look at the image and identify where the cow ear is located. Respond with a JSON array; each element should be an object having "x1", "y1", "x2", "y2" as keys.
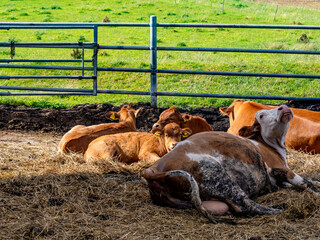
[
  {"x1": 239, "y1": 120, "x2": 261, "y2": 138},
  {"x1": 182, "y1": 114, "x2": 191, "y2": 123},
  {"x1": 171, "y1": 106, "x2": 180, "y2": 113},
  {"x1": 181, "y1": 128, "x2": 192, "y2": 139},
  {"x1": 106, "y1": 111, "x2": 120, "y2": 120},
  {"x1": 219, "y1": 106, "x2": 233, "y2": 116},
  {"x1": 134, "y1": 108, "x2": 143, "y2": 118},
  {"x1": 151, "y1": 128, "x2": 163, "y2": 137}
]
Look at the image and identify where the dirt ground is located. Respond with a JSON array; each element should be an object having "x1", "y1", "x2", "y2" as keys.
[
  {"x1": 0, "y1": 100, "x2": 320, "y2": 239},
  {"x1": 0, "y1": 102, "x2": 230, "y2": 133}
]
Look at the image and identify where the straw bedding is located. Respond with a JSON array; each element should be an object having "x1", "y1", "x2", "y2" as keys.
[{"x1": 1, "y1": 130, "x2": 319, "y2": 240}]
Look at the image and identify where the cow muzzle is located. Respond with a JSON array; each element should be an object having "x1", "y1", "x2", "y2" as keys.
[
  {"x1": 278, "y1": 105, "x2": 293, "y2": 123},
  {"x1": 167, "y1": 142, "x2": 178, "y2": 152},
  {"x1": 152, "y1": 123, "x2": 162, "y2": 131}
]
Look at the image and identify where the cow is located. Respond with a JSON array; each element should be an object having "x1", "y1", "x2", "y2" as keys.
[
  {"x1": 58, "y1": 105, "x2": 142, "y2": 154},
  {"x1": 143, "y1": 105, "x2": 320, "y2": 223},
  {"x1": 84, "y1": 123, "x2": 192, "y2": 164},
  {"x1": 220, "y1": 99, "x2": 320, "y2": 154},
  {"x1": 152, "y1": 106, "x2": 213, "y2": 135}
]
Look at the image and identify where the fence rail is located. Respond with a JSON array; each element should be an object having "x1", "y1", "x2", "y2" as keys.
[{"x1": 1, "y1": 16, "x2": 320, "y2": 107}]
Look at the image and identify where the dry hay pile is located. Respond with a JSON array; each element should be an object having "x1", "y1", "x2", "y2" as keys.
[{"x1": 0, "y1": 130, "x2": 320, "y2": 240}]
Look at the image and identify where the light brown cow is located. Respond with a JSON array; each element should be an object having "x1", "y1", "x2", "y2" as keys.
[
  {"x1": 220, "y1": 99, "x2": 320, "y2": 154},
  {"x1": 144, "y1": 106, "x2": 320, "y2": 223},
  {"x1": 84, "y1": 123, "x2": 192, "y2": 164},
  {"x1": 58, "y1": 105, "x2": 142, "y2": 154},
  {"x1": 152, "y1": 107, "x2": 213, "y2": 135}
]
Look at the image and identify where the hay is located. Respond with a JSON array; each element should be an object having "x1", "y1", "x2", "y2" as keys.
[{"x1": 1, "y1": 130, "x2": 320, "y2": 239}]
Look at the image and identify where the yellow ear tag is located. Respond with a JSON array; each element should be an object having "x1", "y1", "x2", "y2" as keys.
[
  {"x1": 184, "y1": 118, "x2": 188, "y2": 123},
  {"x1": 110, "y1": 113, "x2": 116, "y2": 120},
  {"x1": 182, "y1": 132, "x2": 189, "y2": 138},
  {"x1": 154, "y1": 132, "x2": 161, "y2": 137}
]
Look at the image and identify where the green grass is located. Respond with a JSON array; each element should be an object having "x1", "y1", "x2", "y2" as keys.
[{"x1": 0, "y1": 0, "x2": 320, "y2": 108}]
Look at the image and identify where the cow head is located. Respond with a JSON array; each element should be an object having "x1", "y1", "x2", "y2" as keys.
[
  {"x1": 152, "y1": 107, "x2": 183, "y2": 132},
  {"x1": 239, "y1": 105, "x2": 293, "y2": 158},
  {"x1": 181, "y1": 113, "x2": 192, "y2": 123},
  {"x1": 152, "y1": 122, "x2": 192, "y2": 152},
  {"x1": 219, "y1": 99, "x2": 245, "y2": 124},
  {"x1": 106, "y1": 105, "x2": 142, "y2": 122}
]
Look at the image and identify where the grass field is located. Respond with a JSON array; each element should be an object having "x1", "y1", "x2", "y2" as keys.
[{"x1": 0, "y1": 0, "x2": 320, "y2": 108}]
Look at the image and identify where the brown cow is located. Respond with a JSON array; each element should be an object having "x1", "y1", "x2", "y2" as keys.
[
  {"x1": 152, "y1": 106, "x2": 213, "y2": 135},
  {"x1": 143, "y1": 106, "x2": 320, "y2": 223},
  {"x1": 58, "y1": 105, "x2": 142, "y2": 154},
  {"x1": 220, "y1": 99, "x2": 320, "y2": 154},
  {"x1": 84, "y1": 123, "x2": 192, "y2": 164}
]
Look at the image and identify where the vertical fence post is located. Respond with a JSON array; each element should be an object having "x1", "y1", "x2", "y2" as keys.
[
  {"x1": 150, "y1": 15, "x2": 157, "y2": 107},
  {"x1": 92, "y1": 25, "x2": 98, "y2": 96},
  {"x1": 81, "y1": 42, "x2": 85, "y2": 77}
]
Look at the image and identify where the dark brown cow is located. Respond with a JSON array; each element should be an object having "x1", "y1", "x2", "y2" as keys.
[
  {"x1": 84, "y1": 123, "x2": 192, "y2": 164},
  {"x1": 59, "y1": 105, "x2": 142, "y2": 154},
  {"x1": 152, "y1": 107, "x2": 213, "y2": 135},
  {"x1": 144, "y1": 105, "x2": 320, "y2": 223},
  {"x1": 220, "y1": 99, "x2": 320, "y2": 153}
]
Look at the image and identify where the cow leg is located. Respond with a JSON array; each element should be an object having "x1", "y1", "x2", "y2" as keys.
[
  {"x1": 168, "y1": 168, "x2": 281, "y2": 221},
  {"x1": 138, "y1": 152, "x2": 161, "y2": 163},
  {"x1": 271, "y1": 168, "x2": 319, "y2": 196},
  {"x1": 85, "y1": 141, "x2": 120, "y2": 162},
  {"x1": 287, "y1": 172, "x2": 319, "y2": 196},
  {"x1": 199, "y1": 160, "x2": 282, "y2": 216},
  {"x1": 305, "y1": 177, "x2": 320, "y2": 188}
]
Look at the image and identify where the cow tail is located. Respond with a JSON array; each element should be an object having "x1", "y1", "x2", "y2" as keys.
[{"x1": 167, "y1": 170, "x2": 222, "y2": 224}]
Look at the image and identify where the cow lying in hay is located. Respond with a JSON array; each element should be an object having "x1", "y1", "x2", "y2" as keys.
[
  {"x1": 220, "y1": 99, "x2": 320, "y2": 154},
  {"x1": 84, "y1": 123, "x2": 192, "y2": 164},
  {"x1": 152, "y1": 106, "x2": 213, "y2": 135},
  {"x1": 143, "y1": 105, "x2": 320, "y2": 223},
  {"x1": 59, "y1": 105, "x2": 142, "y2": 154}
]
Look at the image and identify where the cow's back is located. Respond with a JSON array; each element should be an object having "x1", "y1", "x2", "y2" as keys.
[
  {"x1": 290, "y1": 108, "x2": 320, "y2": 123},
  {"x1": 181, "y1": 114, "x2": 213, "y2": 134},
  {"x1": 84, "y1": 132, "x2": 158, "y2": 163},
  {"x1": 59, "y1": 122, "x2": 136, "y2": 154},
  {"x1": 286, "y1": 115, "x2": 320, "y2": 153}
]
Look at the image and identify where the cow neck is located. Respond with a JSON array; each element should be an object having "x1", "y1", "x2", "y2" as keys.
[
  {"x1": 122, "y1": 116, "x2": 137, "y2": 131},
  {"x1": 249, "y1": 132, "x2": 287, "y2": 166},
  {"x1": 231, "y1": 106, "x2": 235, "y2": 121},
  {"x1": 156, "y1": 135, "x2": 168, "y2": 156}
]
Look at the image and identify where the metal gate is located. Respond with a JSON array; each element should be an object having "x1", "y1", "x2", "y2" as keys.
[{"x1": 1, "y1": 16, "x2": 320, "y2": 107}]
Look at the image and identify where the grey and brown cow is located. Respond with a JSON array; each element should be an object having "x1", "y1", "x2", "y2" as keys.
[{"x1": 143, "y1": 105, "x2": 320, "y2": 223}]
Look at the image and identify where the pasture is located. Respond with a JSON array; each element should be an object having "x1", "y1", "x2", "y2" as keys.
[
  {"x1": 0, "y1": 0, "x2": 320, "y2": 108},
  {"x1": 1, "y1": 102, "x2": 320, "y2": 239}
]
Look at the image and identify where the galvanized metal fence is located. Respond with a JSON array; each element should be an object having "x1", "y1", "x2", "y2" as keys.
[{"x1": 1, "y1": 16, "x2": 320, "y2": 107}]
